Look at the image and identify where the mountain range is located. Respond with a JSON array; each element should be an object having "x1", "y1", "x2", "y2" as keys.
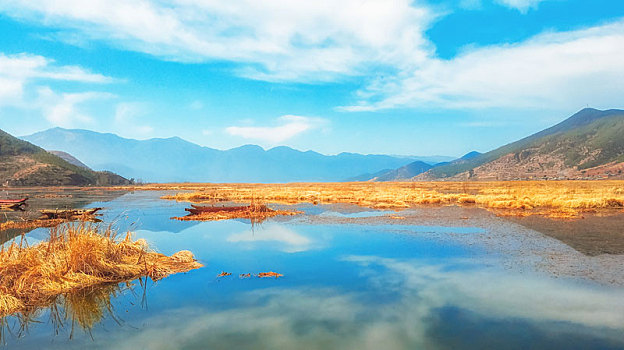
[
  {"x1": 362, "y1": 151, "x2": 483, "y2": 181},
  {"x1": 22, "y1": 128, "x2": 431, "y2": 183},
  {"x1": 0, "y1": 129, "x2": 129, "y2": 186},
  {"x1": 414, "y1": 108, "x2": 624, "y2": 180},
  {"x1": 16, "y1": 108, "x2": 624, "y2": 184}
]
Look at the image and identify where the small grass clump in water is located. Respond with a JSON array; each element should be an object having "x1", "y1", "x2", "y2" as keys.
[
  {"x1": 173, "y1": 202, "x2": 300, "y2": 223},
  {"x1": 0, "y1": 223, "x2": 202, "y2": 317}
]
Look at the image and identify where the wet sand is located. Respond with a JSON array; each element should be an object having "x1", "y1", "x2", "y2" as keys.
[{"x1": 507, "y1": 213, "x2": 624, "y2": 256}]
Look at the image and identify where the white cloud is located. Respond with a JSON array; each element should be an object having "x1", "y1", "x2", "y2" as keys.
[
  {"x1": 0, "y1": 52, "x2": 112, "y2": 106},
  {"x1": 1, "y1": 2, "x2": 621, "y2": 114},
  {"x1": 36, "y1": 87, "x2": 113, "y2": 128},
  {"x1": 0, "y1": 0, "x2": 434, "y2": 82},
  {"x1": 496, "y1": 0, "x2": 547, "y2": 13},
  {"x1": 0, "y1": 52, "x2": 133, "y2": 131},
  {"x1": 113, "y1": 102, "x2": 154, "y2": 136},
  {"x1": 343, "y1": 19, "x2": 624, "y2": 111},
  {"x1": 226, "y1": 115, "x2": 328, "y2": 144}
]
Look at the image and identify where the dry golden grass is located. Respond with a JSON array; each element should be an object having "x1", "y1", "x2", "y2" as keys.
[
  {"x1": 0, "y1": 223, "x2": 202, "y2": 317},
  {"x1": 0, "y1": 219, "x2": 65, "y2": 231},
  {"x1": 147, "y1": 181, "x2": 624, "y2": 219}
]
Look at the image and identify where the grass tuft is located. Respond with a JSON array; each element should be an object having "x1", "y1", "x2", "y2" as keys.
[{"x1": 0, "y1": 223, "x2": 202, "y2": 317}]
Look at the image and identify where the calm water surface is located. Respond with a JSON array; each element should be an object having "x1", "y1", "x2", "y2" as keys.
[{"x1": 2, "y1": 191, "x2": 623, "y2": 349}]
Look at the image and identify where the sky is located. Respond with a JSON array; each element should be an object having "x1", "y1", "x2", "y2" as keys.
[{"x1": 0, "y1": 0, "x2": 623, "y2": 157}]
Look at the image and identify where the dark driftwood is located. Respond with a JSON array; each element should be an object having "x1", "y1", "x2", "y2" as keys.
[{"x1": 39, "y1": 208, "x2": 102, "y2": 220}]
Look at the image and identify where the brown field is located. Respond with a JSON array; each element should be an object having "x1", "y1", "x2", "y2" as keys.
[
  {"x1": 0, "y1": 224, "x2": 202, "y2": 317},
  {"x1": 126, "y1": 181, "x2": 624, "y2": 219}
]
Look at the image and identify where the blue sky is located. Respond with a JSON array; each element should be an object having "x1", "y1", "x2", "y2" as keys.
[{"x1": 0, "y1": 0, "x2": 622, "y2": 157}]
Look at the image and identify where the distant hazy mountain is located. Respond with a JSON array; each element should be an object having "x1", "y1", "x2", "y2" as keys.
[
  {"x1": 388, "y1": 155, "x2": 456, "y2": 164},
  {"x1": 457, "y1": 151, "x2": 482, "y2": 161},
  {"x1": 355, "y1": 151, "x2": 481, "y2": 182},
  {"x1": 369, "y1": 161, "x2": 433, "y2": 181},
  {"x1": 23, "y1": 128, "x2": 419, "y2": 183},
  {"x1": 416, "y1": 108, "x2": 624, "y2": 180},
  {"x1": 48, "y1": 150, "x2": 90, "y2": 169},
  {"x1": 344, "y1": 168, "x2": 394, "y2": 182},
  {"x1": 0, "y1": 129, "x2": 129, "y2": 186},
  {"x1": 422, "y1": 151, "x2": 482, "y2": 168}
]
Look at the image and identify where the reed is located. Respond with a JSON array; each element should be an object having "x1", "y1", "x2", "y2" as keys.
[
  {"x1": 0, "y1": 223, "x2": 202, "y2": 317},
  {"x1": 157, "y1": 181, "x2": 624, "y2": 218}
]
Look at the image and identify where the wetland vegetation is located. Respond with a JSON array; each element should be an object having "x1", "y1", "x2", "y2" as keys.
[
  {"x1": 154, "y1": 180, "x2": 624, "y2": 218},
  {"x1": 0, "y1": 187, "x2": 622, "y2": 349}
]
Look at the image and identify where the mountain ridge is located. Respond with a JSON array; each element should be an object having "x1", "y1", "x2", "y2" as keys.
[
  {"x1": 415, "y1": 108, "x2": 624, "y2": 181},
  {"x1": 23, "y1": 128, "x2": 440, "y2": 183},
  {"x1": 0, "y1": 129, "x2": 130, "y2": 186},
  {"x1": 354, "y1": 151, "x2": 482, "y2": 182}
]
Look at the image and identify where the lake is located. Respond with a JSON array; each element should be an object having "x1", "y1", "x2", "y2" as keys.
[{"x1": 1, "y1": 190, "x2": 623, "y2": 349}]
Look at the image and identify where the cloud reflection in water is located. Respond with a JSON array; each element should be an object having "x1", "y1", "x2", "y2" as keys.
[
  {"x1": 227, "y1": 223, "x2": 315, "y2": 253},
  {"x1": 82, "y1": 256, "x2": 624, "y2": 350}
]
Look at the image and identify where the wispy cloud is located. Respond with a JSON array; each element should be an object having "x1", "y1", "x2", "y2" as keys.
[
  {"x1": 0, "y1": 52, "x2": 119, "y2": 130},
  {"x1": 0, "y1": 52, "x2": 112, "y2": 106},
  {"x1": 0, "y1": 0, "x2": 434, "y2": 82},
  {"x1": 36, "y1": 87, "x2": 113, "y2": 128},
  {"x1": 114, "y1": 102, "x2": 154, "y2": 137},
  {"x1": 1, "y1": 2, "x2": 621, "y2": 116},
  {"x1": 495, "y1": 0, "x2": 548, "y2": 13},
  {"x1": 342, "y1": 19, "x2": 624, "y2": 111},
  {"x1": 226, "y1": 115, "x2": 328, "y2": 144}
]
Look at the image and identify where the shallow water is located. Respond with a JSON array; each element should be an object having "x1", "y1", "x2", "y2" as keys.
[{"x1": 2, "y1": 191, "x2": 624, "y2": 349}]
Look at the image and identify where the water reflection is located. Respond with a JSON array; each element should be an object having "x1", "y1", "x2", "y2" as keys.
[
  {"x1": 0, "y1": 230, "x2": 22, "y2": 246},
  {"x1": 91, "y1": 191, "x2": 200, "y2": 234},
  {"x1": 1, "y1": 279, "x2": 147, "y2": 345},
  {"x1": 2, "y1": 191, "x2": 623, "y2": 349},
  {"x1": 227, "y1": 223, "x2": 314, "y2": 253},
  {"x1": 343, "y1": 255, "x2": 624, "y2": 330},
  {"x1": 61, "y1": 275, "x2": 624, "y2": 350},
  {"x1": 66, "y1": 258, "x2": 624, "y2": 350}
]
